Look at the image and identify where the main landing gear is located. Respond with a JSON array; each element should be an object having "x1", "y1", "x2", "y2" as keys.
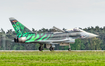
[
  {"x1": 49, "y1": 45, "x2": 54, "y2": 51},
  {"x1": 39, "y1": 44, "x2": 55, "y2": 51},
  {"x1": 68, "y1": 44, "x2": 71, "y2": 51},
  {"x1": 39, "y1": 44, "x2": 70, "y2": 51},
  {"x1": 39, "y1": 44, "x2": 43, "y2": 51}
]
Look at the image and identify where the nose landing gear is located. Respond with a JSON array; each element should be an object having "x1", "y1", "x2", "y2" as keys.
[{"x1": 68, "y1": 44, "x2": 71, "y2": 51}]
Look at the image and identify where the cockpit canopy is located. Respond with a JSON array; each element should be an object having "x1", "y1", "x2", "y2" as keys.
[{"x1": 66, "y1": 28, "x2": 84, "y2": 32}]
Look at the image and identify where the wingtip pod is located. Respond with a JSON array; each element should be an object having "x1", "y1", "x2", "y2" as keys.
[
  {"x1": 9, "y1": 17, "x2": 15, "y2": 20},
  {"x1": 9, "y1": 17, "x2": 18, "y2": 23}
]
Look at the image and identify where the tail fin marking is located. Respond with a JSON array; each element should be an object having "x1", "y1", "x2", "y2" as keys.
[{"x1": 9, "y1": 17, "x2": 33, "y2": 35}]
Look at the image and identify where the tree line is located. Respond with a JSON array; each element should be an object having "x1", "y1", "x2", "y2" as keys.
[{"x1": 0, "y1": 26, "x2": 104, "y2": 50}]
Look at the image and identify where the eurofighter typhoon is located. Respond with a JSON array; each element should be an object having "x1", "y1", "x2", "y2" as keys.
[{"x1": 9, "y1": 17, "x2": 98, "y2": 51}]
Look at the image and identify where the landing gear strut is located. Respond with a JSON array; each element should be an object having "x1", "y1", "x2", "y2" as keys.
[
  {"x1": 39, "y1": 44, "x2": 43, "y2": 51},
  {"x1": 49, "y1": 45, "x2": 54, "y2": 51},
  {"x1": 68, "y1": 44, "x2": 71, "y2": 51}
]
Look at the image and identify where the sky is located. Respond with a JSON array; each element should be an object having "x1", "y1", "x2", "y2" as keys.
[{"x1": 0, "y1": 0, "x2": 105, "y2": 31}]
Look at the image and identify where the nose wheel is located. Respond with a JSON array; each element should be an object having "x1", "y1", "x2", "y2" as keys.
[
  {"x1": 68, "y1": 44, "x2": 71, "y2": 51},
  {"x1": 68, "y1": 48, "x2": 71, "y2": 51}
]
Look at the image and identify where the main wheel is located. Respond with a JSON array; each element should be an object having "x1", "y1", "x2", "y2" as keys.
[
  {"x1": 39, "y1": 46, "x2": 43, "y2": 51},
  {"x1": 49, "y1": 47, "x2": 54, "y2": 51}
]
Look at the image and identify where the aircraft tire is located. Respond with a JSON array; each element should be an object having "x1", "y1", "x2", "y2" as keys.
[
  {"x1": 39, "y1": 46, "x2": 43, "y2": 51},
  {"x1": 68, "y1": 48, "x2": 71, "y2": 51},
  {"x1": 49, "y1": 47, "x2": 54, "y2": 51}
]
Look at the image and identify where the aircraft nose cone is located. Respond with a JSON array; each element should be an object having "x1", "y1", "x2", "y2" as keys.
[{"x1": 89, "y1": 33, "x2": 98, "y2": 38}]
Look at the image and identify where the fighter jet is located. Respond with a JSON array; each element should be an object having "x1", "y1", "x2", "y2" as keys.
[{"x1": 9, "y1": 17, "x2": 98, "y2": 51}]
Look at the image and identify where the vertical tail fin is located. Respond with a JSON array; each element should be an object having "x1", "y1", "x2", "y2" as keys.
[{"x1": 9, "y1": 17, "x2": 33, "y2": 35}]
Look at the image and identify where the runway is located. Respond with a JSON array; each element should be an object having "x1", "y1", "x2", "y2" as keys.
[{"x1": 0, "y1": 50, "x2": 105, "y2": 52}]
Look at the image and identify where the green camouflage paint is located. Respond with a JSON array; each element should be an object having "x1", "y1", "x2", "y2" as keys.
[
  {"x1": 44, "y1": 34, "x2": 51, "y2": 40},
  {"x1": 11, "y1": 19, "x2": 54, "y2": 43},
  {"x1": 38, "y1": 34, "x2": 47, "y2": 41}
]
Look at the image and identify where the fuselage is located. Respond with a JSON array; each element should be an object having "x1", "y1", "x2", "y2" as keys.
[{"x1": 17, "y1": 32, "x2": 79, "y2": 43}]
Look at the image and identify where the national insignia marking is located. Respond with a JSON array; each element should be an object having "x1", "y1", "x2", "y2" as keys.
[{"x1": 12, "y1": 20, "x2": 17, "y2": 22}]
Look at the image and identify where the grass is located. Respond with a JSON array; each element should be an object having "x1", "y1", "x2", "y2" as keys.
[{"x1": 0, "y1": 51, "x2": 105, "y2": 66}]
